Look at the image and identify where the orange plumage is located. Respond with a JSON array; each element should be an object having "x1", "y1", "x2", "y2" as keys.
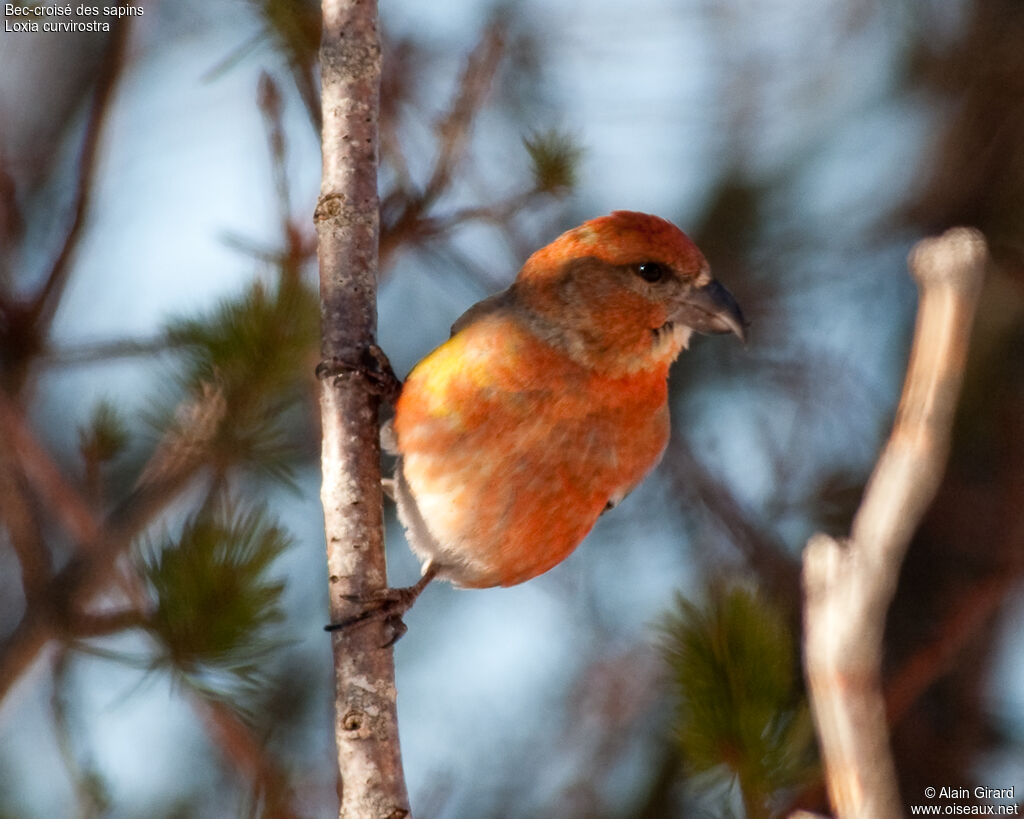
[{"x1": 393, "y1": 211, "x2": 745, "y2": 589}]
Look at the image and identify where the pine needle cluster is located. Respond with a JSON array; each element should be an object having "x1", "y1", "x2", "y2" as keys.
[
  {"x1": 661, "y1": 585, "x2": 817, "y2": 817},
  {"x1": 141, "y1": 506, "x2": 291, "y2": 703}
]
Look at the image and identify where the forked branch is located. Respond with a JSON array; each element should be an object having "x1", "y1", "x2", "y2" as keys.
[{"x1": 802, "y1": 228, "x2": 987, "y2": 817}]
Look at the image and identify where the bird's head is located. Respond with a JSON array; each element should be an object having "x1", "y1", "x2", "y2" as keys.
[{"x1": 515, "y1": 211, "x2": 747, "y2": 373}]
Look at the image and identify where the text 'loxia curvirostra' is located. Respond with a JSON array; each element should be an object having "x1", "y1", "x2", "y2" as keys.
[{"x1": 392, "y1": 211, "x2": 745, "y2": 591}]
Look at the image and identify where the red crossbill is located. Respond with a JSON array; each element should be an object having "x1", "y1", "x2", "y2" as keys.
[{"x1": 391, "y1": 211, "x2": 745, "y2": 592}]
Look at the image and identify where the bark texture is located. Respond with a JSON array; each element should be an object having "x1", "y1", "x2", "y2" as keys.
[{"x1": 315, "y1": 2, "x2": 410, "y2": 817}]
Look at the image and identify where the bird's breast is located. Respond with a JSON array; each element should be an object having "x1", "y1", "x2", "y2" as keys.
[{"x1": 394, "y1": 316, "x2": 672, "y2": 587}]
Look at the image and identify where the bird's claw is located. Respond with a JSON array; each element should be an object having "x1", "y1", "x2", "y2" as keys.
[
  {"x1": 324, "y1": 565, "x2": 438, "y2": 647},
  {"x1": 324, "y1": 595, "x2": 411, "y2": 647},
  {"x1": 325, "y1": 613, "x2": 409, "y2": 648},
  {"x1": 316, "y1": 344, "x2": 401, "y2": 403}
]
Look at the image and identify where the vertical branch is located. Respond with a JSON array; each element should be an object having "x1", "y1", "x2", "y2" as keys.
[
  {"x1": 802, "y1": 228, "x2": 987, "y2": 817},
  {"x1": 315, "y1": 2, "x2": 409, "y2": 819}
]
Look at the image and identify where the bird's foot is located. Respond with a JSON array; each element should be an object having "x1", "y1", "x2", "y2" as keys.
[
  {"x1": 324, "y1": 564, "x2": 438, "y2": 647},
  {"x1": 316, "y1": 344, "x2": 401, "y2": 404}
]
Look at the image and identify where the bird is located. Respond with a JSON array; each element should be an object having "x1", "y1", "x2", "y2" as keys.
[{"x1": 388, "y1": 210, "x2": 746, "y2": 601}]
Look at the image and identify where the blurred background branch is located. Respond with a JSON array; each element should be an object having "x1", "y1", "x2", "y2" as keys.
[{"x1": 803, "y1": 229, "x2": 987, "y2": 817}]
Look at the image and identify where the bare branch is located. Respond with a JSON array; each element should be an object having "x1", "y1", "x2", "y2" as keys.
[
  {"x1": 0, "y1": 610, "x2": 51, "y2": 703},
  {"x1": 422, "y1": 24, "x2": 504, "y2": 206},
  {"x1": 0, "y1": 452, "x2": 52, "y2": 603},
  {"x1": 44, "y1": 335, "x2": 181, "y2": 367},
  {"x1": 316, "y1": 1, "x2": 409, "y2": 817},
  {"x1": 378, "y1": 23, "x2": 506, "y2": 269},
  {"x1": 802, "y1": 228, "x2": 987, "y2": 817},
  {"x1": 0, "y1": 405, "x2": 208, "y2": 704},
  {"x1": 258, "y1": 72, "x2": 294, "y2": 232},
  {"x1": 70, "y1": 608, "x2": 146, "y2": 637},
  {"x1": 0, "y1": 392, "x2": 101, "y2": 549},
  {"x1": 26, "y1": 17, "x2": 131, "y2": 334},
  {"x1": 0, "y1": 144, "x2": 25, "y2": 256},
  {"x1": 408, "y1": 189, "x2": 538, "y2": 242}
]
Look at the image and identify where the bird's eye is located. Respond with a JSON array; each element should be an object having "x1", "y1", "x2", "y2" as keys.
[{"x1": 636, "y1": 262, "x2": 669, "y2": 283}]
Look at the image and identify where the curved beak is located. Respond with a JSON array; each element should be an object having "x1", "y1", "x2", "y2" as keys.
[{"x1": 673, "y1": 279, "x2": 748, "y2": 344}]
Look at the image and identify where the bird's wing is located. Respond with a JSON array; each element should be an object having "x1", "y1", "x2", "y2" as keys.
[{"x1": 449, "y1": 288, "x2": 515, "y2": 336}]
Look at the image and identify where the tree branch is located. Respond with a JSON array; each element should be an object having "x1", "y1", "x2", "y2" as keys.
[
  {"x1": 26, "y1": 14, "x2": 131, "y2": 333},
  {"x1": 802, "y1": 228, "x2": 987, "y2": 817},
  {"x1": 378, "y1": 22, "x2": 505, "y2": 269},
  {"x1": 0, "y1": 406, "x2": 207, "y2": 704},
  {"x1": 316, "y1": 2, "x2": 409, "y2": 818},
  {"x1": 0, "y1": 392, "x2": 102, "y2": 549},
  {"x1": 0, "y1": 451, "x2": 52, "y2": 604},
  {"x1": 421, "y1": 24, "x2": 503, "y2": 206},
  {"x1": 43, "y1": 335, "x2": 182, "y2": 367}
]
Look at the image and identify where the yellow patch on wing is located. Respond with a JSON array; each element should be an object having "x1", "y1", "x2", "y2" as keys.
[{"x1": 406, "y1": 318, "x2": 515, "y2": 421}]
